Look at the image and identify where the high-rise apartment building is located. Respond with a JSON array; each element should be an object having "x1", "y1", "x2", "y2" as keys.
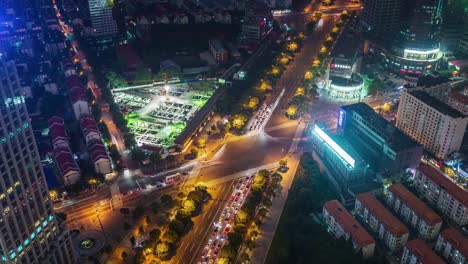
[
  {"x1": 396, "y1": 90, "x2": 468, "y2": 159},
  {"x1": 0, "y1": 56, "x2": 75, "y2": 262},
  {"x1": 360, "y1": 0, "x2": 401, "y2": 36},
  {"x1": 88, "y1": 0, "x2": 118, "y2": 37}
]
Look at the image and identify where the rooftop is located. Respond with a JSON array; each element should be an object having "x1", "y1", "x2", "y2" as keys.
[
  {"x1": 417, "y1": 164, "x2": 468, "y2": 208},
  {"x1": 416, "y1": 74, "x2": 449, "y2": 87},
  {"x1": 410, "y1": 91, "x2": 465, "y2": 119},
  {"x1": 356, "y1": 192, "x2": 409, "y2": 237},
  {"x1": 324, "y1": 200, "x2": 375, "y2": 248},
  {"x1": 405, "y1": 239, "x2": 445, "y2": 264},
  {"x1": 449, "y1": 91, "x2": 468, "y2": 106},
  {"x1": 341, "y1": 103, "x2": 420, "y2": 151},
  {"x1": 331, "y1": 29, "x2": 361, "y2": 59},
  {"x1": 440, "y1": 228, "x2": 468, "y2": 257},
  {"x1": 388, "y1": 184, "x2": 442, "y2": 226}
]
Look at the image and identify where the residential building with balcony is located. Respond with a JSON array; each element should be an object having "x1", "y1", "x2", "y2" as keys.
[
  {"x1": 413, "y1": 164, "x2": 468, "y2": 226},
  {"x1": 323, "y1": 200, "x2": 375, "y2": 258},
  {"x1": 386, "y1": 183, "x2": 443, "y2": 240},
  {"x1": 401, "y1": 239, "x2": 445, "y2": 264},
  {"x1": 355, "y1": 192, "x2": 409, "y2": 252},
  {"x1": 435, "y1": 228, "x2": 468, "y2": 264}
]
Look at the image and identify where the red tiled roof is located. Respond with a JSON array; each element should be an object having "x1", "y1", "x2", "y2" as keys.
[
  {"x1": 80, "y1": 114, "x2": 99, "y2": 135},
  {"x1": 440, "y1": 228, "x2": 468, "y2": 257},
  {"x1": 66, "y1": 75, "x2": 81, "y2": 89},
  {"x1": 449, "y1": 92, "x2": 468, "y2": 105},
  {"x1": 405, "y1": 239, "x2": 445, "y2": 264},
  {"x1": 388, "y1": 184, "x2": 442, "y2": 226},
  {"x1": 53, "y1": 147, "x2": 79, "y2": 175},
  {"x1": 48, "y1": 116, "x2": 67, "y2": 142},
  {"x1": 356, "y1": 192, "x2": 409, "y2": 237},
  {"x1": 324, "y1": 200, "x2": 375, "y2": 248},
  {"x1": 417, "y1": 164, "x2": 468, "y2": 208},
  {"x1": 70, "y1": 86, "x2": 87, "y2": 103},
  {"x1": 87, "y1": 139, "x2": 109, "y2": 162}
]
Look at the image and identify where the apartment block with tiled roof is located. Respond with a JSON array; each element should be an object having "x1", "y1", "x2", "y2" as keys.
[
  {"x1": 414, "y1": 164, "x2": 468, "y2": 226},
  {"x1": 435, "y1": 228, "x2": 468, "y2": 264},
  {"x1": 386, "y1": 183, "x2": 443, "y2": 240},
  {"x1": 323, "y1": 200, "x2": 376, "y2": 258},
  {"x1": 355, "y1": 192, "x2": 409, "y2": 251},
  {"x1": 401, "y1": 239, "x2": 445, "y2": 264}
]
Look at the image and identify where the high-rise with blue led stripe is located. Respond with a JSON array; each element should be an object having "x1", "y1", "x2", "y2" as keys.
[{"x1": 0, "y1": 55, "x2": 75, "y2": 263}]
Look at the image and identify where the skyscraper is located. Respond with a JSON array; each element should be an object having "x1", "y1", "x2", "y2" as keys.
[
  {"x1": 88, "y1": 0, "x2": 118, "y2": 37},
  {"x1": 0, "y1": 55, "x2": 75, "y2": 263},
  {"x1": 360, "y1": 0, "x2": 402, "y2": 36}
]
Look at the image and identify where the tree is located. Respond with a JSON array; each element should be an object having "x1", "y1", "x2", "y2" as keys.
[
  {"x1": 120, "y1": 208, "x2": 130, "y2": 217},
  {"x1": 156, "y1": 243, "x2": 170, "y2": 258},
  {"x1": 366, "y1": 78, "x2": 384, "y2": 95},
  {"x1": 287, "y1": 42, "x2": 298, "y2": 52},
  {"x1": 183, "y1": 199, "x2": 197, "y2": 213},
  {"x1": 123, "y1": 222, "x2": 131, "y2": 230},
  {"x1": 195, "y1": 182, "x2": 208, "y2": 193},
  {"x1": 169, "y1": 219, "x2": 186, "y2": 235},
  {"x1": 220, "y1": 245, "x2": 236, "y2": 259},
  {"x1": 217, "y1": 258, "x2": 231, "y2": 264},
  {"x1": 106, "y1": 71, "x2": 127, "y2": 89},
  {"x1": 149, "y1": 229, "x2": 161, "y2": 241},
  {"x1": 252, "y1": 174, "x2": 267, "y2": 191},
  {"x1": 258, "y1": 169, "x2": 270, "y2": 179},
  {"x1": 272, "y1": 172, "x2": 283, "y2": 183},
  {"x1": 187, "y1": 190, "x2": 204, "y2": 204},
  {"x1": 149, "y1": 152, "x2": 161, "y2": 163},
  {"x1": 279, "y1": 158, "x2": 288, "y2": 167},
  {"x1": 233, "y1": 224, "x2": 247, "y2": 234},
  {"x1": 303, "y1": 71, "x2": 313, "y2": 80},
  {"x1": 246, "y1": 97, "x2": 259, "y2": 110},
  {"x1": 287, "y1": 105, "x2": 298, "y2": 117},
  {"x1": 176, "y1": 209, "x2": 192, "y2": 223},
  {"x1": 232, "y1": 114, "x2": 248, "y2": 129},
  {"x1": 196, "y1": 137, "x2": 207, "y2": 148},
  {"x1": 381, "y1": 103, "x2": 392, "y2": 113},
  {"x1": 121, "y1": 251, "x2": 128, "y2": 260},
  {"x1": 227, "y1": 232, "x2": 243, "y2": 247},
  {"x1": 130, "y1": 236, "x2": 136, "y2": 246},
  {"x1": 236, "y1": 210, "x2": 250, "y2": 225},
  {"x1": 163, "y1": 230, "x2": 179, "y2": 244},
  {"x1": 130, "y1": 147, "x2": 146, "y2": 163},
  {"x1": 161, "y1": 195, "x2": 173, "y2": 206},
  {"x1": 132, "y1": 206, "x2": 145, "y2": 219},
  {"x1": 258, "y1": 207, "x2": 268, "y2": 218}
]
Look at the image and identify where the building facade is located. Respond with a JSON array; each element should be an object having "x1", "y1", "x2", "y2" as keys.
[
  {"x1": 209, "y1": 39, "x2": 228, "y2": 64},
  {"x1": 386, "y1": 184, "x2": 442, "y2": 240},
  {"x1": 311, "y1": 124, "x2": 368, "y2": 192},
  {"x1": 448, "y1": 92, "x2": 468, "y2": 116},
  {"x1": 401, "y1": 239, "x2": 445, "y2": 264},
  {"x1": 360, "y1": 0, "x2": 401, "y2": 36},
  {"x1": 355, "y1": 192, "x2": 409, "y2": 252},
  {"x1": 0, "y1": 57, "x2": 75, "y2": 263},
  {"x1": 396, "y1": 90, "x2": 468, "y2": 159},
  {"x1": 435, "y1": 228, "x2": 468, "y2": 264},
  {"x1": 88, "y1": 0, "x2": 118, "y2": 37},
  {"x1": 414, "y1": 164, "x2": 468, "y2": 226},
  {"x1": 339, "y1": 103, "x2": 422, "y2": 174},
  {"x1": 323, "y1": 200, "x2": 375, "y2": 258}
]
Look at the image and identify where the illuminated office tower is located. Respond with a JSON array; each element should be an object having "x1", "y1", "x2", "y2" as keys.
[
  {"x1": 88, "y1": 0, "x2": 118, "y2": 37},
  {"x1": 0, "y1": 56, "x2": 75, "y2": 263}
]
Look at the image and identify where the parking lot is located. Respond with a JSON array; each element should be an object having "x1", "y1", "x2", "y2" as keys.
[{"x1": 113, "y1": 80, "x2": 218, "y2": 147}]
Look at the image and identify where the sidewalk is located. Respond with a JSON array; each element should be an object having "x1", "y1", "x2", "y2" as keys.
[{"x1": 248, "y1": 122, "x2": 305, "y2": 264}]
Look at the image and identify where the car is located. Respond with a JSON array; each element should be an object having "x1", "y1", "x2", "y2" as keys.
[{"x1": 224, "y1": 226, "x2": 231, "y2": 234}]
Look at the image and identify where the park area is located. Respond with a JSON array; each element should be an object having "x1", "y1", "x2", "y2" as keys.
[
  {"x1": 266, "y1": 154, "x2": 384, "y2": 264},
  {"x1": 113, "y1": 80, "x2": 218, "y2": 147}
]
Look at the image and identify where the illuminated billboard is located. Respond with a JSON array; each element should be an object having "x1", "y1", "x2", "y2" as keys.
[{"x1": 313, "y1": 125, "x2": 355, "y2": 168}]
